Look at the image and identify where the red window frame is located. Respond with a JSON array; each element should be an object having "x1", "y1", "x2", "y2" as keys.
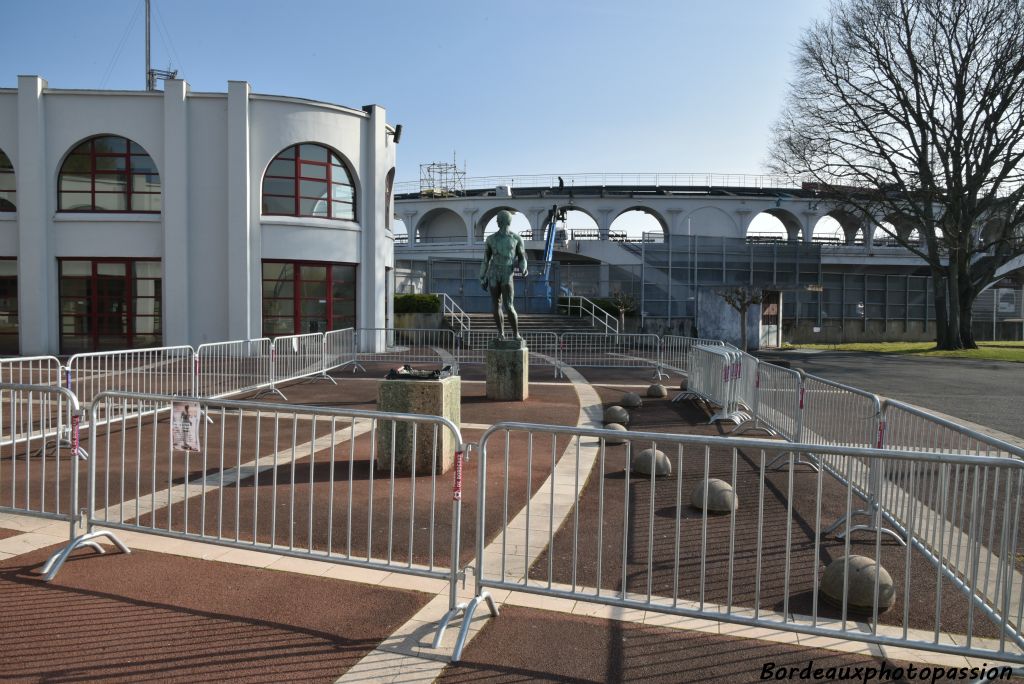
[
  {"x1": 57, "y1": 136, "x2": 161, "y2": 213},
  {"x1": 262, "y1": 259, "x2": 357, "y2": 336},
  {"x1": 261, "y1": 144, "x2": 356, "y2": 220},
  {"x1": 0, "y1": 148, "x2": 14, "y2": 212},
  {"x1": 58, "y1": 258, "x2": 162, "y2": 353},
  {"x1": 0, "y1": 258, "x2": 17, "y2": 354}
]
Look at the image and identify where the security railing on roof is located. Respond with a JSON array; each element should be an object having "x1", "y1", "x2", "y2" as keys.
[{"x1": 395, "y1": 172, "x2": 809, "y2": 195}]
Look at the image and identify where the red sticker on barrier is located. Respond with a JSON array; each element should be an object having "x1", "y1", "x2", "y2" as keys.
[
  {"x1": 453, "y1": 451, "x2": 464, "y2": 501},
  {"x1": 799, "y1": 387, "x2": 805, "y2": 409},
  {"x1": 71, "y1": 414, "x2": 80, "y2": 453},
  {"x1": 876, "y1": 420, "x2": 886, "y2": 449}
]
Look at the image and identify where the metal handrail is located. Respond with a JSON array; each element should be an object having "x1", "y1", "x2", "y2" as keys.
[
  {"x1": 560, "y1": 295, "x2": 619, "y2": 334},
  {"x1": 434, "y1": 292, "x2": 471, "y2": 336}
]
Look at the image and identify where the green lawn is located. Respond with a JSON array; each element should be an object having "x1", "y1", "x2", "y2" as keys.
[{"x1": 784, "y1": 341, "x2": 1024, "y2": 362}]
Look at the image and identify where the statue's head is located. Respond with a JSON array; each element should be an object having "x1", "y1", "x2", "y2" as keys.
[{"x1": 496, "y1": 210, "x2": 512, "y2": 230}]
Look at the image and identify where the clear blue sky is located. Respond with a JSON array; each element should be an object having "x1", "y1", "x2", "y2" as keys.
[{"x1": 1, "y1": 0, "x2": 829, "y2": 187}]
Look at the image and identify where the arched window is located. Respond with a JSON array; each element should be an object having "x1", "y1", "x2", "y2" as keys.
[
  {"x1": 385, "y1": 167, "x2": 395, "y2": 229},
  {"x1": 58, "y1": 136, "x2": 161, "y2": 212},
  {"x1": 262, "y1": 143, "x2": 355, "y2": 220},
  {"x1": 0, "y1": 149, "x2": 14, "y2": 212}
]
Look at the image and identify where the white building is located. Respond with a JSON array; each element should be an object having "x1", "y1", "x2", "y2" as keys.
[{"x1": 0, "y1": 75, "x2": 397, "y2": 356}]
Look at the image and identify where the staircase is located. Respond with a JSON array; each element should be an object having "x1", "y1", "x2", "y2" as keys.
[{"x1": 446, "y1": 312, "x2": 612, "y2": 336}]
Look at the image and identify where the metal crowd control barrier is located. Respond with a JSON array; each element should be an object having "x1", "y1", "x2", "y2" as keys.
[
  {"x1": 324, "y1": 328, "x2": 359, "y2": 373},
  {"x1": 65, "y1": 346, "x2": 196, "y2": 423},
  {"x1": 681, "y1": 345, "x2": 749, "y2": 424},
  {"x1": 1, "y1": 383, "x2": 85, "y2": 519},
  {"x1": 456, "y1": 331, "x2": 560, "y2": 377},
  {"x1": 0, "y1": 383, "x2": 118, "y2": 577},
  {"x1": 0, "y1": 355, "x2": 64, "y2": 387},
  {"x1": 354, "y1": 328, "x2": 458, "y2": 373},
  {"x1": 659, "y1": 336, "x2": 726, "y2": 377},
  {"x1": 452, "y1": 422, "x2": 1024, "y2": 667},
  {"x1": 261, "y1": 332, "x2": 336, "y2": 400},
  {"x1": 195, "y1": 338, "x2": 273, "y2": 399},
  {"x1": 881, "y1": 398, "x2": 1023, "y2": 460},
  {"x1": 746, "y1": 361, "x2": 803, "y2": 442},
  {"x1": 47, "y1": 391, "x2": 473, "y2": 641},
  {"x1": 558, "y1": 333, "x2": 662, "y2": 378},
  {"x1": 796, "y1": 373, "x2": 900, "y2": 543}
]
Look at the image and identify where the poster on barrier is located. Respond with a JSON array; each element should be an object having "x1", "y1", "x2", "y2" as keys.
[{"x1": 172, "y1": 401, "x2": 201, "y2": 452}]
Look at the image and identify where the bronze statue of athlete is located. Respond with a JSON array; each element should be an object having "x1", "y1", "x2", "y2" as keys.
[{"x1": 479, "y1": 210, "x2": 529, "y2": 338}]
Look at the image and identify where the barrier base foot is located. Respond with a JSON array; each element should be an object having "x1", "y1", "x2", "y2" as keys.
[
  {"x1": 449, "y1": 591, "x2": 499, "y2": 662},
  {"x1": 709, "y1": 410, "x2": 751, "y2": 425},
  {"x1": 730, "y1": 418, "x2": 776, "y2": 438},
  {"x1": 315, "y1": 371, "x2": 338, "y2": 386},
  {"x1": 823, "y1": 508, "x2": 905, "y2": 546},
  {"x1": 251, "y1": 387, "x2": 287, "y2": 401},
  {"x1": 766, "y1": 451, "x2": 820, "y2": 472},
  {"x1": 41, "y1": 529, "x2": 131, "y2": 582}
]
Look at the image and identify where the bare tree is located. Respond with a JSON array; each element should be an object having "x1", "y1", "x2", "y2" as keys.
[
  {"x1": 609, "y1": 290, "x2": 637, "y2": 332},
  {"x1": 717, "y1": 286, "x2": 764, "y2": 352},
  {"x1": 771, "y1": 0, "x2": 1024, "y2": 349}
]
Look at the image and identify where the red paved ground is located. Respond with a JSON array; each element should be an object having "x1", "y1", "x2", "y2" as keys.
[
  {"x1": 437, "y1": 605, "x2": 959, "y2": 683},
  {"x1": 123, "y1": 378, "x2": 580, "y2": 570},
  {"x1": 0, "y1": 545, "x2": 430, "y2": 683},
  {"x1": 523, "y1": 390, "x2": 1007, "y2": 639},
  {"x1": 0, "y1": 527, "x2": 23, "y2": 540}
]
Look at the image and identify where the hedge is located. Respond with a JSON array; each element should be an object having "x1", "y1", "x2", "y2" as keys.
[{"x1": 394, "y1": 293, "x2": 441, "y2": 314}]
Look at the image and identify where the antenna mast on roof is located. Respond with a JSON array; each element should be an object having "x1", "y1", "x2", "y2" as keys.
[{"x1": 145, "y1": 0, "x2": 177, "y2": 91}]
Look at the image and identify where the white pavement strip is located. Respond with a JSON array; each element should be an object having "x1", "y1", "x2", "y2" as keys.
[
  {"x1": 97, "y1": 420, "x2": 374, "y2": 525},
  {"x1": 333, "y1": 362, "x2": 604, "y2": 683}
]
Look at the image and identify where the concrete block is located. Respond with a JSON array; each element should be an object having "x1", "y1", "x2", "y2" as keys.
[
  {"x1": 486, "y1": 344, "x2": 528, "y2": 401},
  {"x1": 377, "y1": 376, "x2": 461, "y2": 474}
]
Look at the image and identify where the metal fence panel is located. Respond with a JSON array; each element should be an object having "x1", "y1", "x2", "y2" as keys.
[
  {"x1": 271, "y1": 333, "x2": 327, "y2": 385},
  {"x1": 66, "y1": 346, "x2": 196, "y2": 410},
  {"x1": 48, "y1": 391, "x2": 471, "y2": 639},
  {"x1": 558, "y1": 333, "x2": 661, "y2": 372},
  {"x1": 753, "y1": 361, "x2": 802, "y2": 442},
  {"x1": 456, "y1": 331, "x2": 560, "y2": 377},
  {"x1": 452, "y1": 422, "x2": 1024, "y2": 666},
  {"x1": 323, "y1": 328, "x2": 357, "y2": 373},
  {"x1": 0, "y1": 383, "x2": 84, "y2": 530},
  {"x1": 659, "y1": 336, "x2": 725, "y2": 376},
  {"x1": 355, "y1": 328, "x2": 458, "y2": 372},
  {"x1": 0, "y1": 356, "x2": 64, "y2": 387},
  {"x1": 196, "y1": 339, "x2": 273, "y2": 399}
]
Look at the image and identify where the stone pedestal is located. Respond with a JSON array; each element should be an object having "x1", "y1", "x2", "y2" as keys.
[
  {"x1": 377, "y1": 375, "x2": 461, "y2": 475},
  {"x1": 486, "y1": 338, "x2": 529, "y2": 401}
]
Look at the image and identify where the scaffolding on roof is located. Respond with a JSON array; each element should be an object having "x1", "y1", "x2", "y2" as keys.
[{"x1": 419, "y1": 157, "x2": 466, "y2": 197}]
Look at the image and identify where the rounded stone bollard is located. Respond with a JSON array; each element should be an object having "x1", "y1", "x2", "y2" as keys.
[
  {"x1": 603, "y1": 423, "x2": 628, "y2": 445},
  {"x1": 690, "y1": 478, "x2": 738, "y2": 513},
  {"x1": 820, "y1": 555, "x2": 895, "y2": 612},
  {"x1": 631, "y1": 448, "x2": 671, "y2": 476},
  {"x1": 647, "y1": 384, "x2": 668, "y2": 398},
  {"x1": 603, "y1": 405, "x2": 630, "y2": 425},
  {"x1": 620, "y1": 392, "x2": 643, "y2": 409}
]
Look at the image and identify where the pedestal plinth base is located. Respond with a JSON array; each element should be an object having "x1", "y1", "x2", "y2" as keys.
[
  {"x1": 486, "y1": 340, "x2": 529, "y2": 401},
  {"x1": 377, "y1": 375, "x2": 461, "y2": 474}
]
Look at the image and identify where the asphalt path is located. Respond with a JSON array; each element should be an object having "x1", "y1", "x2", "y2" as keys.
[{"x1": 754, "y1": 350, "x2": 1024, "y2": 441}]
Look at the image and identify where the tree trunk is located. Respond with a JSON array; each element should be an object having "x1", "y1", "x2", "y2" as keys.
[
  {"x1": 931, "y1": 269, "x2": 954, "y2": 349},
  {"x1": 739, "y1": 304, "x2": 749, "y2": 353},
  {"x1": 945, "y1": 265, "x2": 965, "y2": 350}
]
